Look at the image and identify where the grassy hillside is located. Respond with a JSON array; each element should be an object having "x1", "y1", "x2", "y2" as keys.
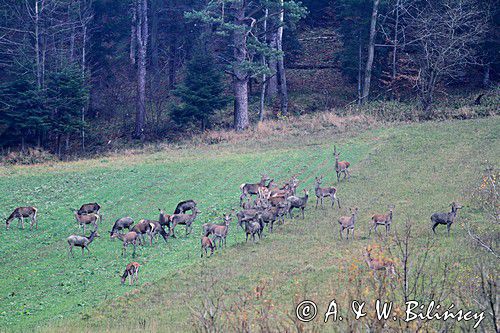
[{"x1": 0, "y1": 117, "x2": 498, "y2": 332}]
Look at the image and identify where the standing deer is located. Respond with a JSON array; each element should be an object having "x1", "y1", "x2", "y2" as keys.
[
  {"x1": 201, "y1": 236, "x2": 216, "y2": 257},
  {"x1": 240, "y1": 174, "x2": 270, "y2": 206},
  {"x1": 208, "y1": 214, "x2": 231, "y2": 248},
  {"x1": 111, "y1": 231, "x2": 139, "y2": 256},
  {"x1": 73, "y1": 210, "x2": 100, "y2": 235},
  {"x1": 121, "y1": 262, "x2": 140, "y2": 285},
  {"x1": 364, "y1": 247, "x2": 396, "y2": 275},
  {"x1": 334, "y1": 146, "x2": 350, "y2": 182},
  {"x1": 314, "y1": 176, "x2": 340, "y2": 209},
  {"x1": 287, "y1": 189, "x2": 309, "y2": 219},
  {"x1": 170, "y1": 208, "x2": 201, "y2": 238},
  {"x1": 242, "y1": 218, "x2": 262, "y2": 243},
  {"x1": 369, "y1": 205, "x2": 395, "y2": 236},
  {"x1": 338, "y1": 207, "x2": 358, "y2": 240},
  {"x1": 431, "y1": 202, "x2": 463, "y2": 235},
  {"x1": 77, "y1": 202, "x2": 101, "y2": 215},
  {"x1": 67, "y1": 229, "x2": 99, "y2": 257},
  {"x1": 173, "y1": 200, "x2": 197, "y2": 214},
  {"x1": 6, "y1": 206, "x2": 38, "y2": 230}
]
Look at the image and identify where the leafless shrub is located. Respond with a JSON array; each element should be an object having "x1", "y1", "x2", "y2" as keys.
[{"x1": 464, "y1": 165, "x2": 499, "y2": 258}]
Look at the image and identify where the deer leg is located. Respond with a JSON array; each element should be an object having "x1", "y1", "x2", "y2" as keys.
[
  {"x1": 337, "y1": 197, "x2": 341, "y2": 209},
  {"x1": 69, "y1": 245, "x2": 74, "y2": 257},
  {"x1": 346, "y1": 229, "x2": 349, "y2": 240},
  {"x1": 302, "y1": 207, "x2": 305, "y2": 219},
  {"x1": 352, "y1": 228, "x2": 355, "y2": 240},
  {"x1": 81, "y1": 247, "x2": 85, "y2": 256},
  {"x1": 21, "y1": 216, "x2": 25, "y2": 229},
  {"x1": 339, "y1": 227, "x2": 343, "y2": 239},
  {"x1": 346, "y1": 169, "x2": 351, "y2": 181},
  {"x1": 246, "y1": 233, "x2": 249, "y2": 242},
  {"x1": 447, "y1": 223, "x2": 451, "y2": 236},
  {"x1": 315, "y1": 197, "x2": 319, "y2": 209},
  {"x1": 431, "y1": 223, "x2": 438, "y2": 234},
  {"x1": 321, "y1": 197, "x2": 324, "y2": 209}
]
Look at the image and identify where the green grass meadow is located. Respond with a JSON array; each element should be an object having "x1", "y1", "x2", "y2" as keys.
[{"x1": 0, "y1": 117, "x2": 498, "y2": 332}]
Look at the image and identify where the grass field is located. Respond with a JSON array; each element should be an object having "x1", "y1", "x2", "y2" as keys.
[{"x1": 0, "y1": 117, "x2": 498, "y2": 332}]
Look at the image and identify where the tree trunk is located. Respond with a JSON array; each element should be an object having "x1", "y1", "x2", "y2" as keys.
[
  {"x1": 483, "y1": 64, "x2": 490, "y2": 88},
  {"x1": 81, "y1": 24, "x2": 88, "y2": 153},
  {"x1": 259, "y1": 8, "x2": 269, "y2": 123},
  {"x1": 361, "y1": 0, "x2": 380, "y2": 104},
  {"x1": 390, "y1": 0, "x2": 400, "y2": 100},
  {"x1": 130, "y1": 4, "x2": 137, "y2": 65},
  {"x1": 232, "y1": 5, "x2": 249, "y2": 131},
  {"x1": 134, "y1": 0, "x2": 148, "y2": 140},
  {"x1": 34, "y1": 0, "x2": 42, "y2": 90},
  {"x1": 357, "y1": 33, "x2": 362, "y2": 105},
  {"x1": 277, "y1": 0, "x2": 288, "y2": 115},
  {"x1": 267, "y1": 32, "x2": 278, "y2": 99}
]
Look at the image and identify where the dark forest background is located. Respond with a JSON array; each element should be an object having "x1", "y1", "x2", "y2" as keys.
[{"x1": 0, "y1": 0, "x2": 498, "y2": 159}]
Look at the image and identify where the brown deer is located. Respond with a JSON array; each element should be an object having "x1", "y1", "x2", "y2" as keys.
[
  {"x1": 334, "y1": 146, "x2": 350, "y2": 182},
  {"x1": 77, "y1": 202, "x2": 101, "y2": 215},
  {"x1": 67, "y1": 229, "x2": 99, "y2": 257},
  {"x1": 431, "y1": 202, "x2": 463, "y2": 235},
  {"x1": 132, "y1": 220, "x2": 153, "y2": 245},
  {"x1": 314, "y1": 176, "x2": 340, "y2": 209},
  {"x1": 111, "y1": 231, "x2": 139, "y2": 256},
  {"x1": 369, "y1": 205, "x2": 395, "y2": 236},
  {"x1": 240, "y1": 174, "x2": 270, "y2": 206},
  {"x1": 338, "y1": 207, "x2": 358, "y2": 240},
  {"x1": 73, "y1": 210, "x2": 100, "y2": 235},
  {"x1": 170, "y1": 208, "x2": 201, "y2": 238},
  {"x1": 173, "y1": 200, "x2": 197, "y2": 214},
  {"x1": 110, "y1": 217, "x2": 134, "y2": 238},
  {"x1": 364, "y1": 247, "x2": 396, "y2": 275},
  {"x1": 6, "y1": 206, "x2": 38, "y2": 230},
  {"x1": 287, "y1": 189, "x2": 309, "y2": 219},
  {"x1": 201, "y1": 236, "x2": 216, "y2": 257},
  {"x1": 242, "y1": 218, "x2": 262, "y2": 243},
  {"x1": 121, "y1": 262, "x2": 140, "y2": 285},
  {"x1": 211, "y1": 214, "x2": 231, "y2": 248}
]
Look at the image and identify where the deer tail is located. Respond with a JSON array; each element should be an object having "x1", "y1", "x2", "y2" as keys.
[
  {"x1": 345, "y1": 162, "x2": 350, "y2": 168},
  {"x1": 240, "y1": 183, "x2": 246, "y2": 191}
]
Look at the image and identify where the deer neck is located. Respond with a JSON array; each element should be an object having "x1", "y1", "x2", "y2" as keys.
[{"x1": 87, "y1": 233, "x2": 96, "y2": 243}]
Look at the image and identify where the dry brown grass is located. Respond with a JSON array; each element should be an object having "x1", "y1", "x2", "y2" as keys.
[{"x1": 199, "y1": 112, "x2": 377, "y2": 146}]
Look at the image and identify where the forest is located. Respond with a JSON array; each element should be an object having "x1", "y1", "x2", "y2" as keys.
[{"x1": 0, "y1": 0, "x2": 498, "y2": 158}]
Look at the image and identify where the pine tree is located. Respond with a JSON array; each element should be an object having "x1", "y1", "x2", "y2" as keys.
[{"x1": 172, "y1": 50, "x2": 228, "y2": 131}]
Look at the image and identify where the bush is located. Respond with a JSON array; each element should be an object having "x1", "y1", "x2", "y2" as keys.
[{"x1": 1, "y1": 147, "x2": 58, "y2": 165}]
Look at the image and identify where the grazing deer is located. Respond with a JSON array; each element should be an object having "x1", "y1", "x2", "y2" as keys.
[
  {"x1": 287, "y1": 189, "x2": 309, "y2": 219},
  {"x1": 110, "y1": 217, "x2": 134, "y2": 238},
  {"x1": 369, "y1": 205, "x2": 395, "y2": 236},
  {"x1": 132, "y1": 220, "x2": 153, "y2": 245},
  {"x1": 111, "y1": 231, "x2": 139, "y2": 256},
  {"x1": 6, "y1": 206, "x2": 38, "y2": 230},
  {"x1": 67, "y1": 229, "x2": 99, "y2": 257},
  {"x1": 201, "y1": 236, "x2": 216, "y2": 257},
  {"x1": 207, "y1": 214, "x2": 231, "y2": 248},
  {"x1": 73, "y1": 210, "x2": 100, "y2": 235},
  {"x1": 170, "y1": 208, "x2": 200, "y2": 238},
  {"x1": 173, "y1": 200, "x2": 197, "y2": 214},
  {"x1": 314, "y1": 176, "x2": 340, "y2": 209},
  {"x1": 121, "y1": 262, "x2": 140, "y2": 285},
  {"x1": 334, "y1": 146, "x2": 350, "y2": 182},
  {"x1": 431, "y1": 202, "x2": 463, "y2": 235},
  {"x1": 364, "y1": 247, "x2": 396, "y2": 275},
  {"x1": 77, "y1": 202, "x2": 101, "y2": 215},
  {"x1": 338, "y1": 207, "x2": 358, "y2": 240},
  {"x1": 240, "y1": 174, "x2": 270, "y2": 206}
]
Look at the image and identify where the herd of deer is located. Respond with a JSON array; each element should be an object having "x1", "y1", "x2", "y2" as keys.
[{"x1": 4, "y1": 146, "x2": 463, "y2": 282}]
